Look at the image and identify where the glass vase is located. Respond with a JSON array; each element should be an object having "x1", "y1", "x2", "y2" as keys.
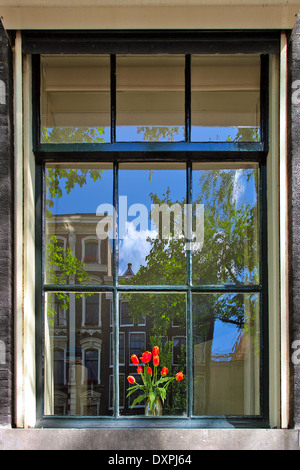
[{"x1": 144, "y1": 397, "x2": 163, "y2": 416}]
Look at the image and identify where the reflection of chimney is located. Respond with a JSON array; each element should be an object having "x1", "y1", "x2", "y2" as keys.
[{"x1": 123, "y1": 262, "x2": 135, "y2": 277}]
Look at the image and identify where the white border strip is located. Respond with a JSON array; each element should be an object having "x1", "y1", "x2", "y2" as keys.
[{"x1": 280, "y1": 32, "x2": 289, "y2": 429}]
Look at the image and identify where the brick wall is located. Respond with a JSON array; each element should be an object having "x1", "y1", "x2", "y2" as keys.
[{"x1": 0, "y1": 20, "x2": 14, "y2": 427}]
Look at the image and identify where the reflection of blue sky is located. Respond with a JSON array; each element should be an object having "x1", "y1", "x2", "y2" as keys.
[
  {"x1": 211, "y1": 319, "x2": 242, "y2": 361},
  {"x1": 48, "y1": 169, "x2": 113, "y2": 215},
  {"x1": 118, "y1": 168, "x2": 186, "y2": 275},
  {"x1": 116, "y1": 126, "x2": 185, "y2": 142}
]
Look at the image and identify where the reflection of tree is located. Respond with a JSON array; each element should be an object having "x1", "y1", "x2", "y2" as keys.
[
  {"x1": 45, "y1": 166, "x2": 104, "y2": 319},
  {"x1": 137, "y1": 126, "x2": 180, "y2": 142},
  {"x1": 42, "y1": 126, "x2": 106, "y2": 144},
  {"x1": 233, "y1": 126, "x2": 260, "y2": 142},
  {"x1": 126, "y1": 168, "x2": 259, "y2": 328},
  {"x1": 124, "y1": 167, "x2": 259, "y2": 412}
]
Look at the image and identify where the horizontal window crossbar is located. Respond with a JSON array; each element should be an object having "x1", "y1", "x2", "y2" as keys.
[
  {"x1": 36, "y1": 142, "x2": 265, "y2": 156},
  {"x1": 43, "y1": 284, "x2": 262, "y2": 293},
  {"x1": 22, "y1": 30, "x2": 280, "y2": 55}
]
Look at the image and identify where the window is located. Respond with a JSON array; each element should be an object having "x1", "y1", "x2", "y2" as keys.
[
  {"x1": 82, "y1": 294, "x2": 101, "y2": 326},
  {"x1": 35, "y1": 33, "x2": 270, "y2": 426},
  {"x1": 82, "y1": 237, "x2": 101, "y2": 264},
  {"x1": 85, "y1": 349, "x2": 99, "y2": 383},
  {"x1": 129, "y1": 332, "x2": 146, "y2": 363}
]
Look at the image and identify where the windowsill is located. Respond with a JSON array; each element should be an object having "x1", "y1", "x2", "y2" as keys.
[{"x1": 35, "y1": 416, "x2": 269, "y2": 429}]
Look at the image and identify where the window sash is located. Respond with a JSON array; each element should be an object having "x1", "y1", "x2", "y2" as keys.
[
  {"x1": 40, "y1": 159, "x2": 267, "y2": 421},
  {"x1": 32, "y1": 52, "x2": 269, "y2": 156},
  {"x1": 35, "y1": 38, "x2": 269, "y2": 424}
]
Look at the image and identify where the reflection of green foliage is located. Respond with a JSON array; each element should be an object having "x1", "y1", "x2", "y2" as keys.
[
  {"x1": 46, "y1": 235, "x2": 91, "y2": 324},
  {"x1": 124, "y1": 293, "x2": 186, "y2": 338},
  {"x1": 233, "y1": 127, "x2": 260, "y2": 143},
  {"x1": 42, "y1": 126, "x2": 106, "y2": 144},
  {"x1": 46, "y1": 167, "x2": 103, "y2": 218},
  {"x1": 45, "y1": 165, "x2": 104, "y2": 320},
  {"x1": 46, "y1": 235, "x2": 90, "y2": 286},
  {"x1": 125, "y1": 168, "x2": 259, "y2": 338},
  {"x1": 137, "y1": 126, "x2": 180, "y2": 142}
]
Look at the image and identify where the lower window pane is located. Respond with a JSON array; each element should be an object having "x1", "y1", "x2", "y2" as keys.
[
  {"x1": 44, "y1": 292, "x2": 113, "y2": 416},
  {"x1": 192, "y1": 293, "x2": 260, "y2": 416},
  {"x1": 119, "y1": 292, "x2": 187, "y2": 416}
]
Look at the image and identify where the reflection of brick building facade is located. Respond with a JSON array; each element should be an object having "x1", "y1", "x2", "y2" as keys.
[
  {"x1": 46, "y1": 214, "x2": 152, "y2": 415},
  {"x1": 46, "y1": 213, "x2": 112, "y2": 416}
]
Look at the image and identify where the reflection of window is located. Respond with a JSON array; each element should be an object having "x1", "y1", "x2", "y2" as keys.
[
  {"x1": 56, "y1": 236, "x2": 67, "y2": 250},
  {"x1": 83, "y1": 294, "x2": 100, "y2": 326},
  {"x1": 120, "y1": 301, "x2": 133, "y2": 326},
  {"x1": 85, "y1": 349, "x2": 99, "y2": 383},
  {"x1": 82, "y1": 237, "x2": 101, "y2": 264},
  {"x1": 53, "y1": 299, "x2": 67, "y2": 327},
  {"x1": 129, "y1": 333, "x2": 146, "y2": 364}
]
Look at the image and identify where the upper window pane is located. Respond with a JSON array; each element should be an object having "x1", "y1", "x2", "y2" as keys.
[
  {"x1": 192, "y1": 162, "x2": 260, "y2": 286},
  {"x1": 41, "y1": 55, "x2": 111, "y2": 143},
  {"x1": 44, "y1": 163, "x2": 113, "y2": 285},
  {"x1": 118, "y1": 163, "x2": 187, "y2": 285},
  {"x1": 116, "y1": 55, "x2": 185, "y2": 142},
  {"x1": 191, "y1": 55, "x2": 261, "y2": 142}
]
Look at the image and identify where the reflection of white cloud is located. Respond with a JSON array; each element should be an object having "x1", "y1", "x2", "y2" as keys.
[
  {"x1": 232, "y1": 169, "x2": 245, "y2": 205},
  {"x1": 119, "y1": 222, "x2": 158, "y2": 275}
]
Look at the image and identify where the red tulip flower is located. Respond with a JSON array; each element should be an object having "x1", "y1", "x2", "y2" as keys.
[
  {"x1": 137, "y1": 366, "x2": 143, "y2": 374},
  {"x1": 127, "y1": 375, "x2": 136, "y2": 385},
  {"x1": 131, "y1": 354, "x2": 139, "y2": 365},
  {"x1": 152, "y1": 346, "x2": 159, "y2": 357},
  {"x1": 175, "y1": 372, "x2": 184, "y2": 381},
  {"x1": 161, "y1": 366, "x2": 168, "y2": 376},
  {"x1": 153, "y1": 355, "x2": 160, "y2": 367},
  {"x1": 140, "y1": 351, "x2": 152, "y2": 363},
  {"x1": 147, "y1": 367, "x2": 153, "y2": 377}
]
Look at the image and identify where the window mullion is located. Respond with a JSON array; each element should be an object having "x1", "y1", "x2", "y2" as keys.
[
  {"x1": 186, "y1": 161, "x2": 193, "y2": 417},
  {"x1": 113, "y1": 161, "x2": 119, "y2": 417},
  {"x1": 111, "y1": 54, "x2": 116, "y2": 144},
  {"x1": 185, "y1": 55, "x2": 191, "y2": 143}
]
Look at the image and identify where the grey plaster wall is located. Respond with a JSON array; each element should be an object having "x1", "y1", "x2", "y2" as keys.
[{"x1": 0, "y1": 20, "x2": 14, "y2": 428}]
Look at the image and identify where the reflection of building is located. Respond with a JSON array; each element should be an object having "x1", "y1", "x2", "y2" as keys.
[
  {"x1": 46, "y1": 213, "x2": 112, "y2": 416},
  {"x1": 46, "y1": 214, "x2": 186, "y2": 416}
]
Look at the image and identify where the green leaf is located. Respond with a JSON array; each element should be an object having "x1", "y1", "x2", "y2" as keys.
[{"x1": 131, "y1": 394, "x2": 146, "y2": 408}]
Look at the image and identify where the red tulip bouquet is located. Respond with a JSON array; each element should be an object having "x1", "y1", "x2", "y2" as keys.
[{"x1": 127, "y1": 346, "x2": 184, "y2": 415}]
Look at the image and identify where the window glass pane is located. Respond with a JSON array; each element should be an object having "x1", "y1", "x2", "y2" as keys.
[
  {"x1": 118, "y1": 163, "x2": 187, "y2": 285},
  {"x1": 120, "y1": 293, "x2": 186, "y2": 416},
  {"x1": 44, "y1": 292, "x2": 113, "y2": 416},
  {"x1": 193, "y1": 293, "x2": 260, "y2": 416},
  {"x1": 85, "y1": 294, "x2": 100, "y2": 326},
  {"x1": 191, "y1": 55, "x2": 261, "y2": 142},
  {"x1": 44, "y1": 163, "x2": 113, "y2": 285},
  {"x1": 192, "y1": 163, "x2": 259, "y2": 285},
  {"x1": 116, "y1": 55, "x2": 185, "y2": 142},
  {"x1": 41, "y1": 55, "x2": 110, "y2": 143}
]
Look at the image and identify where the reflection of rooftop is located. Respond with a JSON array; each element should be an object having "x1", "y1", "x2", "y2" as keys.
[{"x1": 123, "y1": 262, "x2": 135, "y2": 277}]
